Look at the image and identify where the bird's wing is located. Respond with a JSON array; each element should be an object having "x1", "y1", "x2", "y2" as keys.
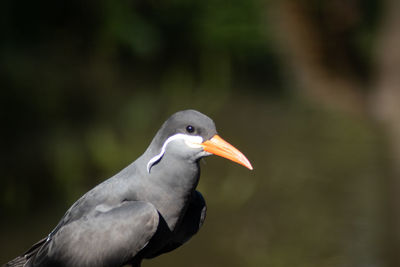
[
  {"x1": 148, "y1": 190, "x2": 206, "y2": 257},
  {"x1": 29, "y1": 201, "x2": 159, "y2": 267},
  {"x1": 48, "y1": 182, "x2": 115, "y2": 237},
  {"x1": 3, "y1": 238, "x2": 47, "y2": 267}
]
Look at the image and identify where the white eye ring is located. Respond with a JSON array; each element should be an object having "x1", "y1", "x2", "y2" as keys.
[{"x1": 147, "y1": 134, "x2": 203, "y2": 173}]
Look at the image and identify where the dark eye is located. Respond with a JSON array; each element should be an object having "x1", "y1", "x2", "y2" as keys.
[{"x1": 186, "y1": 125, "x2": 195, "y2": 133}]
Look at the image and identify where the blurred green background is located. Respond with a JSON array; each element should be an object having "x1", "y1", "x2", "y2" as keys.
[{"x1": 2, "y1": 0, "x2": 400, "y2": 266}]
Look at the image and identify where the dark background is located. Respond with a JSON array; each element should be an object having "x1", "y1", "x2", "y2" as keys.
[{"x1": 2, "y1": 0, "x2": 400, "y2": 266}]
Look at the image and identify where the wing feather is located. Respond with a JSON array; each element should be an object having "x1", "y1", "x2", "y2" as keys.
[{"x1": 30, "y1": 201, "x2": 159, "y2": 267}]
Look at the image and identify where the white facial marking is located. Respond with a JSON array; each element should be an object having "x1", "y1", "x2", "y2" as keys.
[{"x1": 147, "y1": 133, "x2": 203, "y2": 173}]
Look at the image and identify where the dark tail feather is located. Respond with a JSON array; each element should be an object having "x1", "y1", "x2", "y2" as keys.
[
  {"x1": 3, "y1": 256, "x2": 27, "y2": 267},
  {"x1": 3, "y1": 238, "x2": 47, "y2": 267}
]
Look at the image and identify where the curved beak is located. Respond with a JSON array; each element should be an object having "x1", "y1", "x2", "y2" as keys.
[{"x1": 201, "y1": 135, "x2": 253, "y2": 170}]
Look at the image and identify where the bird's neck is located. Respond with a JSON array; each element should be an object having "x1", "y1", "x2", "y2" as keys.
[
  {"x1": 154, "y1": 159, "x2": 199, "y2": 229},
  {"x1": 135, "y1": 152, "x2": 200, "y2": 231}
]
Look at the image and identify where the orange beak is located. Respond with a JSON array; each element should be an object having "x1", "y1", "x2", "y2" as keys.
[{"x1": 201, "y1": 135, "x2": 253, "y2": 170}]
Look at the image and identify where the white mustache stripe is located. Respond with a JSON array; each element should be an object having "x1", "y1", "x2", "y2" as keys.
[{"x1": 147, "y1": 134, "x2": 203, "y2": 173}]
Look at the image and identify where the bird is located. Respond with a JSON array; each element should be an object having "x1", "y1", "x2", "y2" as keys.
[{"x1": 4, "y1": 109, "x2": 253, "y2": 267}]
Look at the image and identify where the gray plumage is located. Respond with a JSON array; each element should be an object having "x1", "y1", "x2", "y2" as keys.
[{"x1": 4, "y1": 110, "x2": 214, "y2": 267}]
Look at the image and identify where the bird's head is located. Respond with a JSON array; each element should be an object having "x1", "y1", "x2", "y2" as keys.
[{"x1": 146, "y1": 110, "x2": 253, "y2": 173}]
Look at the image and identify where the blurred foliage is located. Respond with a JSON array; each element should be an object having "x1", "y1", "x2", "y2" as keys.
[{"x1": 0, "y1": 0, "x2": 392, "y2": 266}]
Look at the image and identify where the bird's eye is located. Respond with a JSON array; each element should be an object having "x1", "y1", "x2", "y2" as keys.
[{"x1": 186, "y1": 125, "x2": 195, "y2": 133}]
